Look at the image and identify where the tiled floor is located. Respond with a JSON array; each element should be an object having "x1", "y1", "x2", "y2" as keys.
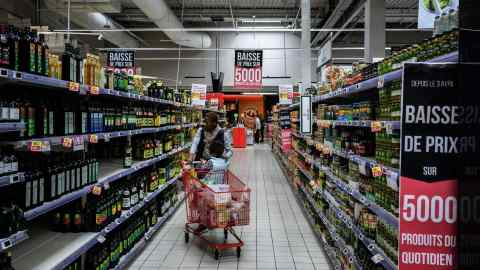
[{"x1": 128, "y1": 144, "x2": 331, "y2": 270}]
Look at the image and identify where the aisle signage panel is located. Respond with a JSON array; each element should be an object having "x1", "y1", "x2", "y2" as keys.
[
  {"x1": 300, "y1": 96, "x2": 312, "y2": 134},
  {"x1": 106, "y1": 50, "x2": 135, "y2": 68},
  {"x1": 234, "y1": 50, "x2": 262, "y2": 89},
  {"x1": 278, "y1": 84, "x2": 293, "y2": 105},
  {"x1": 191, "y1": 83, "x2": 207, "y2": 106},
  {"x1": 400, "y1": 63, "x2": 460, "y2": 270}
]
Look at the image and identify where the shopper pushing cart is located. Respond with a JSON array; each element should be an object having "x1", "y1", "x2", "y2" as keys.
[{"x1": 183, "y1": 142, "x2": 250, "y2": 259}]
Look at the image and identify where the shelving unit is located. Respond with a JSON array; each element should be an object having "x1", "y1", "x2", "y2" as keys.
[
  {"x1": 0, "y1": 67, "x2": 194, "y2": 109},
  {"x1": 289, "y1": 51, "x2": 459, "y2": 109},
  {"x1": 11, "y1": 175, "x2": 182, "y2": 270},
  {"x1": 24, "y1": 143, "x2": 190, "y2": 221},
  {"x1": 112, "y1": 195, "x2": 184, "y2": 270},
  {"x1": 3, "y1": 124, "x2": 197, "y2": 151},
  {"x1": 267, "y1": 47, "x2": 462, "y2": 270}
]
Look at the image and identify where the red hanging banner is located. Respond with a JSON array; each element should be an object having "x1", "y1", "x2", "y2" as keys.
[{"x1": 234, "y1": 50, "x2": 262, "y2": 89}]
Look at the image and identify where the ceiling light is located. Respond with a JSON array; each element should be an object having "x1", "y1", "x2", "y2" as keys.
[{"x1": 240, "y1": 19, "x2": 282, "y2": 23}]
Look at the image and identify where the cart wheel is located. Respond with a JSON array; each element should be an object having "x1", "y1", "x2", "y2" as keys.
[
  {"x1": 214, "y1": 249, "x2": 219, "y2": 260},
  {"x1": 224, "y1": 229, "x2": 228, "y2": 240},
  {"x1": 184, "y1": 232, "x2": 189, "y2": 243},
  {"x1": 236, "y1": 247, "x2": 241, "y2": 258}
]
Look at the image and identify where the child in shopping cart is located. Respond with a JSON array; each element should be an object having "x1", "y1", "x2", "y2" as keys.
[{"x1": 200, "y1": 140, "x2": 228, "y2": 185}]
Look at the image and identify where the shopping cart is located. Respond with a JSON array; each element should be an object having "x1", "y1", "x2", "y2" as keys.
[{"x1": 183, "y1": 168, "x2": 251, "y2": 259}]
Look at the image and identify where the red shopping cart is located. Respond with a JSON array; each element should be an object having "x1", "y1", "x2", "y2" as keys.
[{"x1": 183, "y1": 168, "x2": 251, "y2": 259}]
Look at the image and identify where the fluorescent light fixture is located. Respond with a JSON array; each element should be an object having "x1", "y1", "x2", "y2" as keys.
[
  {"x1": 241, "y1": 92, "x2": 277, "y2": 95},
  {"x1": 332, "y1": 47, "x2": 392, "y2": 50},
  {"x1": 237, "y1": 26, "x2": 288, "y2": 30},
  {"x1": 240, "y1": 18, "x2": 282, "y2": 23}
]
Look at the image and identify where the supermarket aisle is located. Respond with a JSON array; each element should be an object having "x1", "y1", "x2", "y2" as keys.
[{"x1": 128, "y1": 144, "x2": 331, "y2": 270}]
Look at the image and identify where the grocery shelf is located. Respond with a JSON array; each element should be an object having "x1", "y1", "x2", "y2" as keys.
[
  {"x1": 323, "y1": 190, "x2": 398, "y2": 270},
  {"x1": 112, "y1": 195, "x2": 185, "y2": 270},
  {"x1": 24, "y1": 143, "x2": 191, "y2": 221},
  {"x1": 317, "y1": 120, "x2": 400, "y2": 130},
  {"x1": 299, "y1": 185, "x2": 363, "y2": 270},
  {"x1": 0, "y1": 68, "x2": 87, "y2": 95},
  {"x1": 12, "y1": 176, "x2": 181, "y2": 270},
  {"x1": 289, "y1": 51, "x2": 459, "y2": 109},
  {"x1": 294, "y1": 131, "x2": 399, "y2": 176},
  {"x1": 0, "y1": 68, "x2": 195, "y2": 109},
  {"x1": 294, "y1": 160, "x2": 314, "y2": 181},
  {"x1": 319, "y1": 165, "x2": 399, "y2": 229},
  {"x1": 0, "y1": 230, "x2": 29, "y2": 252},
  {"x1": 0, "y1": 122, "x2": 26, "y2": 133},
  {"x1": 102, "y1": 175, "x2": 180, "y2": 236},
  {"x1": 11, "y1": 228, "x2": 98, "y2": 270},
  {"x1": 274, "y1": 153, "x2": 340, "y2": 270},
  {"x1": 0, "y1": 172, "x2": 25, "y2": 188},
  {"x1": 4, "y1": 123, "x2": 197, "y2": 151}
]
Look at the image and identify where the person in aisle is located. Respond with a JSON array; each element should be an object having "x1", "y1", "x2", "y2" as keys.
[
  {"x1": 254, "y1": 112, "x2": 261, "y2": 144},
  {"x1": 260, "y1": 116, "x2": 265, "y2": 142},
  {"x1": 190, "y1": 112, "x2": 233, "y2": 162}
]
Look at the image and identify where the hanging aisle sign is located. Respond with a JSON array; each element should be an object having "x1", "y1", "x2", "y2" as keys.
[
  {"x1": 278, "y1": 84, "x2": 293, "y2": 105},
  {"x1": 399, "y1": 63, "x2": 461, "y2": 270},
  {"x1": 234, "y1": 50, "x2": 262, "y2": 89},
  {"x1": 191, "y1": 83, "x2": 207, "y2": 106},
  {"x1": 107, "y1": 50, "x2": 135, "y2": 68},
  {"x1": 300, "y1": 96, "x2": 312, "y2": 134}
]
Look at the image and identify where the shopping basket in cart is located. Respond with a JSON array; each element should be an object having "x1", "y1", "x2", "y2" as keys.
[{"x1": 183, "y1": 168, "x2": 251, "y2": 259}]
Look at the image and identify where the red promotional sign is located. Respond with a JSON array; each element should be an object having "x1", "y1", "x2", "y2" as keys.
[
  {"x1": 234, "y1": 50, "x2": 262, "y2": 89},
  {"x1": 400, "y1": 64, "x2": 462, "y2": 270},
  {"x1": 399, "y1": 177, "x2": 457, "y2": 269}
]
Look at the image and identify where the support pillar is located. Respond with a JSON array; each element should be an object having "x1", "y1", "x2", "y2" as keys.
[
  {"x1": 364, "y1": 0, "x2": 385, "y2": 63},
  {"x1": 301, "y1": 0, "x2": 311, "y2": 93}
]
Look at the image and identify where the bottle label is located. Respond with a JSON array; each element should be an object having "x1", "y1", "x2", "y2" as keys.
[
  {"x1": 32, "y1": 179, "x2": 38, "y2": 206},
  {"x1": 122, "y1": 197, "x2": 130, "y2": 209},
  {"x1": 30, "y1": 43, "x2": 35, "y2": 72},
  {"x1": 65, "y1": 170, "x2": 70, "y2": 192},
  {"x1": 12, "y1": 161, "x2": 17, "y2": 172},
  {"x1": 0, "y1": 161, "x2": 4, "y2": 175},
  {"x1": 4, "y1": 160, "x2": 11, "y2": 173},
  {"x1": 50, "y1": 175, "x2": 56, "y2": 198},
  {"x1": 111, "y1": 203, "x2": 117, "y2": 216},
  {"x1": 82, "y1": 165, "x2": 88, "y2": 186},
  {"x1": 1, "y1": 107, "x2": 9, "y2": 120},
  {"x1": 48, "y1": 111, "x2": 54, "y2": 135},
  {"x1": 57, "y1": 172, "x2": 64, "y2": 196},
  {"x1": 74, "y1": 213, "x2": 81, "y2": 225},
  {"x1": 25, "y1": 180, "x2": 32, "y2": 208},
  {"x1": 10, "y1": 107, "x2": 19, "y2": 121},
  {"x1": 39, "y1": 177, "x2": 44, "y2": 203},
  {"x1": 76, "y1": 167, "x2": 81, "y2": 188}
]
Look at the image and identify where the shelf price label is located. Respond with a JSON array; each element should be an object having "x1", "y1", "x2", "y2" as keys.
[
  {"x1": 29, "y1": 141, "x2": 43, "y2": 152},
  {"x1": 62, "y1": 137, "x2": 73, "y2": 148},
  {"x1": 0, "y1": 68, "x2": 8, "y2": 78},
  {"x1": 92, "y1": 185, "x2": 102, "y2": 196},
  {"x1": 88, "y1": 134, "x2": 98, "y2": 144},
  {"x1": 377, "y1": 76, "x2": 385, "y2": 88},
  {"x1": 371, "y1": 121, "x2": 382, "y2": 133},
  {"x1": 89, "y1": 85, "x2": 100, "y2": 95},
  {"x1": 371, "y1": 165, "x2": 383, "y2": 177},
  {"x1": 68, "y1": 81, "x2": 80, "y2": 92}
]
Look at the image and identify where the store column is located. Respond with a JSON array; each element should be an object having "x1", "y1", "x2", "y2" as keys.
[
  {"x1": 364, "y1": 0, "x2": 385, "y2": 63},
  {"x1": 301, "y1": 0, "x2": 311, "y2": 93}
]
